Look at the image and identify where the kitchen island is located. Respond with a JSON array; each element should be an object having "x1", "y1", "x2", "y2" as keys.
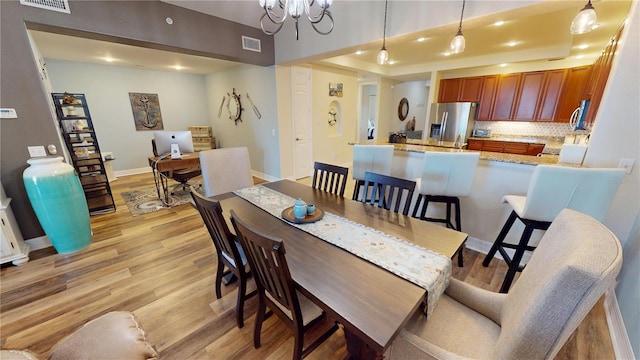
[{"x1": 352, "y1": 141, "x2": 578, "y2": 263}]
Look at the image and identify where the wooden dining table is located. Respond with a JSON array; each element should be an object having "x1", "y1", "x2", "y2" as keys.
[{"x1": 213, "y1": 180, "x2": 467, "y2": 359}]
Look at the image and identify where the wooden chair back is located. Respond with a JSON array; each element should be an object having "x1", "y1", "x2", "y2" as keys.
[
  {"x1": 191, "y1": 190, "x2": 244, "y2": 272},
  {"x1": 361, "y1": 171, "x2": 416, "y2": 215},
  {"x1": 311, "y1": 162, "x2": 348, "y2": 197},
  {"x1": 230, "y1": 211, "x2": 301, "y2": 320}
]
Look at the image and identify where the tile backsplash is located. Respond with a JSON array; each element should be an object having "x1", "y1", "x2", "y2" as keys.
[{"x1": 475, "y1": 121, "x2": 589, "y2": 137}]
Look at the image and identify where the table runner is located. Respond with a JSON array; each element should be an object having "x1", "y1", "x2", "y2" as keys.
[{"x1": 233, "y1": 185, "x2": 452, "y2": 316}]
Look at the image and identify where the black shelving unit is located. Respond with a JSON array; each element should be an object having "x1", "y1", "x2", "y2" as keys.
[{"x1": 51, "y1": 93, "x2": 116, "y2": 214}]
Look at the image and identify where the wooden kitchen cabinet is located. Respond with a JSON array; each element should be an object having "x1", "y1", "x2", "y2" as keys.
[
  {"x1": 555, "y1": 66, "x2": 591, "y2": 122},
  {"x1": 467, "y1": 139, "x2": 546, "y2": 156},
  {"x1": 459, "y1": 77, "x2": 483, "y2": 102},
  {"x1": 439, "y1": 79, "x2": 462, "y2": 102},
  {"x1": 536, "y1": 69, "x2": 567, "y2": 121},
  {"x1": 439, "y1": 77, "x2": 483, "y2": 103},
  {"x1": 583, "y1": 23, "x2": 624, "y2": 127},
  {"x1": 477, "y1": 75, "x2": 498, "y2": 120},
  {"x1": 492, "y1": 73, "x2": 521, "y2": 120},
  {"x1": 513, "y1": 71, "x2": 546, "y2": 121}
]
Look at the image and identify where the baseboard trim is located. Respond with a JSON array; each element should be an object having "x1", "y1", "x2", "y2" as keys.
[
  {"x1": 605, "y1": 291, "x2": 636, "y2": 360},
  {"x1": 25, "y1": 236, "x2": 51, "y2": 251},
  {"x1": 114, "y1": 167, "x2": 151, "y2": 178}
]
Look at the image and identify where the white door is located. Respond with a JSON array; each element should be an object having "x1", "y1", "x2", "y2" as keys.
[{"x1": 292, "y1": 66, "x2": 313, "y2": 179}]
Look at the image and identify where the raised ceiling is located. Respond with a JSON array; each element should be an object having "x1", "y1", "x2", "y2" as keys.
[{"x1": 32, "y1": 0, "x2": 633, "y2": 80}]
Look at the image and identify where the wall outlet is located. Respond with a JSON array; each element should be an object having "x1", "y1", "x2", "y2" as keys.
[
  {"x1": 618, "y1": 158, "x2": 635, "y2": 174},
  {"x1": 28, "y1": 146, "x2": 47, "y2": 157}
]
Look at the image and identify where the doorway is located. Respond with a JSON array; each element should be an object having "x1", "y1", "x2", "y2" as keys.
[
  {"x1": 358, "y1": 82, "x2": 378, "y2": 142},
  {"x1": 291, "y1": 66, "x2": 313, "y2": 179}
]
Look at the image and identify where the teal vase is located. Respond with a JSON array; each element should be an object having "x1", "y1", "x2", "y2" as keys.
[{"x1": 23, "y1": 157, "x2": 92, "y2": 254}]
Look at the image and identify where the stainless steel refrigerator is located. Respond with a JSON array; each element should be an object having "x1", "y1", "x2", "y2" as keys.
[{"x1": 428, "y1": 102, "x2": 477, "y2": 144}]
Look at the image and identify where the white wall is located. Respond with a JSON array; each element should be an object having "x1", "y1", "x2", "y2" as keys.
[
  {"x1": 390, "y1": 81, "x2": 429, "y2": 134},
  {"x1": 205, "y1": 64, "x2": 281, "y2": 178},
  {"x1": 310, "y1": 65, "x2": 358, "y2": 166},
  {"x1": 582, "y1": 2, "x2": 640, "y2": 356},
  {"x1": 46, "y1": 60, "x2": 209, "y2": 171}
]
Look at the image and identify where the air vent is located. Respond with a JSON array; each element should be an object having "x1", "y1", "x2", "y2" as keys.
[
  {"x1": 242, "y1": 36, "x2": 261, "y2": 53},
  {"x1": 20, "y1": 0, "x2": 70, "y2": 13}
]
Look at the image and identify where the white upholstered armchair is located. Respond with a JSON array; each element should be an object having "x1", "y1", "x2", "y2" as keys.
[{"x1": 387, "y1": 208, "x2": 623, "y2": 360}]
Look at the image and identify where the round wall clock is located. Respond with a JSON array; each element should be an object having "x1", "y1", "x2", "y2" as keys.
[
  {"x1": 227, "y1": 88, "x2": 243, "y2": 125},
  {"x1": 398, "y1": 98, "x2": 409, "y2": 121}
]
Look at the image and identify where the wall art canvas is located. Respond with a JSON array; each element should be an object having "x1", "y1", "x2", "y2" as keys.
[
  {"x1": 329, "y1": 83, "x2": 343, "y2": 97},
  {"x1": 129, "y1": 93, "x2": 164, "y2": 130}
]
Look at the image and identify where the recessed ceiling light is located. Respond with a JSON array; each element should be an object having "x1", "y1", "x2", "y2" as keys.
[
  {"x1": 591, "y1": 23, "x2": 600, "y2": 30},
  {"x1": 578, "y1": 44, "x2": 589, "y2": 49},
  {"x1": 355, "y1": 50, "x2": 363, "y2": 55},
  {"x1": 417, "y1": 37, "x2": 426, "y2": 42},
  {"x1": 166, "y1": 17, "x2": 174, "y2": 25},
  {"x1": 104, "y1": 57, "x2": 114, "y2": 62},
  {"x1": 388, "y1": 60, "x2": 396, "y2": 65},
  {"x1": 499, "y1": 63, "x2": 508, "y2": 67},
  {"x1": 494, "y1": 21, "x2": 505, "y2": 26},
  {"x1": 507, "y1": 41, "x2": 518, "y2": 47},
  {"x1": 443, "y1": 52, "x2": 451, "y2": 57},
  {"x1": 576, "y1": 55, "x2": 585, "y2": 59},
  {"x1": 173, "y1": 65, "x2": 183, "y2": 70}
]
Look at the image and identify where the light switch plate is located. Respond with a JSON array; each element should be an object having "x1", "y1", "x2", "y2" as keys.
[{"x1": 28, "y1": 146, "x2": 47, "y2": 157}]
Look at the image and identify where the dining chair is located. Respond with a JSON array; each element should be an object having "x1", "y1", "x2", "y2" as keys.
[
  {"x1": 387, "y1": 209, "x2": 623, "y2": 360},
  {"x1": 311, "y1": 162, "x2": 349, "y2": 197},
  {"x1": 230, "y1": 211, "x2": 339, "y2": 360},
  {"x1": 199, "y1": 147, "x2": 253, "y2": 197},
  {"x1": 482, "y1": 165, "x2": 625, "y2": 292},
  {"x1": 352, "y1": 144, "x2": 394, "y2": 200},
  {"x1": 361, "y1": 171, "x2": 417, "y2": 216},
  {"x1": 412, "y1": 151, "x2": 480, "y2": 267},
  {"x1": 190, "y1": 190, "x2": 255, "y2": 328},
  {"x1": 152, "y1": 139, "x2": 201, "y2": 194}
]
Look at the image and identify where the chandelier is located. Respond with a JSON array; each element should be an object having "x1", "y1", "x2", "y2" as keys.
[{"x1": 259, "y1": 0, "x2": 334, "y2": 40}]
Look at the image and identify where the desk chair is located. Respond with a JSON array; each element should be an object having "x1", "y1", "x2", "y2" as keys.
[
  {"x1": 199, "y1": 147, "x2": 253, "y2": 197},
  {"x1": 312, "y1": 162, "x2": 349, "y2": 197},
  {"x1": 388, "y1": 209, "x2": 622, "y2": 360},
  {"x1": 191, "y1": 190, "x2": 255, "y2": 328},
  {"x1": 482, "y1": 165, "x2": 625, "y2": 293},
  {"x1": 230, "y1": 211, "x2": 339, "y2": 360},
  {"x1": 412, "y1": 151, "x2": 480, "y2": 267},
  {"x1": 352, "y1": 145, "x2": 394, "y2": 200},
  {"x1": 361, "y1": 171, "x2": 417, "y2": 216},
  {"x1": 151, "y1": 139, "x2": 201, "y2": 194}
]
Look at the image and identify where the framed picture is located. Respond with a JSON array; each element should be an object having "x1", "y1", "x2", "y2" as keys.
[
  {"x1": 329, "y1": 83, "x2": 343, "y2": 97},
  {"x1": 129, "y1": 93, "x2": 164, "y2": 130}
]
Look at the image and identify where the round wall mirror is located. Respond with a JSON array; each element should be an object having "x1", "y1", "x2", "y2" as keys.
[{"x1": 398, "y1": 98, "x2": 409, "y2": 121}]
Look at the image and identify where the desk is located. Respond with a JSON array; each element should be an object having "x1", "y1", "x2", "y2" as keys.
[
  {"x1": 214, "y1": 180, "x2": 467, "y2": 359},
  {"x1": 148, "y1": 153, "x2": 200, "y2": 204}
]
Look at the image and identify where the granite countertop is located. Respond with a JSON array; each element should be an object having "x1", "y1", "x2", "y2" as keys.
[
  {"x1": 388, "y1": 143, "x2": 574, "y2": 166},
  {"x1": 350, "y1": 141, "x2": 584, "y2": 166}
]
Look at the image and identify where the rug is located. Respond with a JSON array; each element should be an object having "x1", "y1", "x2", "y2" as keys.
[{"x1": 121, "y1": 181, "x2": 205, "y2": 216}]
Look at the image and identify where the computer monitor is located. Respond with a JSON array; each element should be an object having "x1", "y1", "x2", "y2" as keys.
[{"x1": 153, "y1": 131, "x2": 194, "y2": 156}]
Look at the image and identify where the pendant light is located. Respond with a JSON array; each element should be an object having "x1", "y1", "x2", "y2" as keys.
[
  {"x1": 570, "y1": 0, "x2": 597, "y2": 35},
  {"x1": 377, "y1": 0, "x2": 389, "y2": 65},
  {"x1": 450, "y1": 0, "x2": 466, "y2": 54}
]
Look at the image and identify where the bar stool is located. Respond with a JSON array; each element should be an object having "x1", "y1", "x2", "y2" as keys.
[
  {"x1": 482, "y1": 165, "x2": 625, "y2": 293},
  {"x1": 412, "y1": 151, "x2": 480, "y2": 267},
  {"x1": 351, "y1": 144, "x2": 394, "y2": 200}
]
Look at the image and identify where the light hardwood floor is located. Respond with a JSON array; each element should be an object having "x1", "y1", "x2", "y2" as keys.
[{"x1": 0, "y1": 172, "x2": 614, "y2": 359}]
